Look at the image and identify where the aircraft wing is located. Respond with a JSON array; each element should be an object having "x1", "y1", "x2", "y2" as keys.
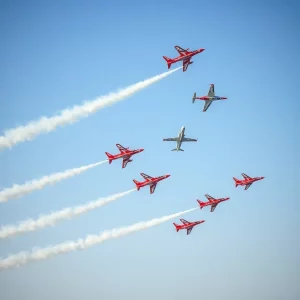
[
  {"x1": 180, "y1": 218, "x2": 190, "y2": 225},
  {"x1": 187, "y1": 227, "x2": 193, "y2": 235},
  {"x1": 182, "y1": 58, "x2": 191, "y2": 72},
  {"x1": 210, "y1": 203, "x2": 218, "y2": 212},
  {"x1": 175, "y1": 45, "x2": 189, "y2": 55},
  {"x1": 150, "y1": 183, "x2": 157, "y2": 194},
  {"x1": 116, "y1": 144, "x2": 128, "y2": 153},
  {"x1": 242, "y1": 173, "x2": 251, "y2": 179},
  {"x1": 182, "y1": 137, "x2": 197, "y2": 142},
  {"x1": 245, "y1": 183, "x2": 252, "y2": 190},
  {"x1": 207, "y1": 84, "x2": 215, "y2": 97},
  {"x1": 203, "y1": 100, "x2": 213, "y2": 112},
  {"x1": 205, "y1": 194, "x2": 215, "y2": 201},
  {"x1": 141, "y1": 173, "x2": 153, "y2": 180},
  {"x1": 163, "y1": 137, "x2": 178, "y2": 142},
  {"x1": 122, "y1": 157, "x2": 131, "y2": 169}
]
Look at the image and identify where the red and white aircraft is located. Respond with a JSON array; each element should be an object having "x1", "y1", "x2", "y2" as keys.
[
  {"x1": 233, "y1": 173, "x2": 265, "y2": 190},
  {"x1": 197, "y1": 194, "x2": 230, "y2": 212},
  {"x1": 192, "y1": 84, "x2": 227, "y2": 112},
  {"x1": 133, "y1": 173, "x2": 170, "y2": 194},
  {"x1": 105, "y1": 144, "x2": 144, "y2": 169},
  {"x1": 163, "y1": 45, "x2": 205, "y2": 72},
  {"x1": 173, "y1": 219, "x2": 205, "y2": 235}
]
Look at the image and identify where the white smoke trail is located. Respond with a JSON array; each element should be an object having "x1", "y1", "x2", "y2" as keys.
[
  {"x1": 0, "y1": 160, "x2": 108, "y2": 203},
  {"x1": 0, "y1": 189, "x2": 135, "y2": 239},
  {"x1": 0, "y1": 67, "x2": 181, "y2": 151},
  {"x1": 0, "y1": 207, "x2": 197, "y2": 270}
]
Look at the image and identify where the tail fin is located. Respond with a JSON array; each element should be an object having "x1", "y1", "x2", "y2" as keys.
[
  {"x1": 105, "y1": 152, "x2": 113, "y2": 164},
  {"x1": 233, "y1": 177, "x2": 239, "y2": 187},
  {"x1": 163, "y1": 56, "x2": 172, "y2": 69},
  {"x1": 197, "y1": 200, "x2": 204, "y2": 209},
  {"x1": 133, "y1": 179, "x2": 141, "y2": 191},
  {"x1": 171, "y1": 148, "x2": 184, "y2": 151},
  {"x1": 192, "y1": 92, "x2": 196, "y2": 103},
  {"x1": 173, "y1": 223, "x2": 179, "y2": 232}
]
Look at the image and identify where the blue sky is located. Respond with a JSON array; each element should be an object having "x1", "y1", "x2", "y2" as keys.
[{"x1": 0, "y1": 0, "x2": 299, "y2": 299}]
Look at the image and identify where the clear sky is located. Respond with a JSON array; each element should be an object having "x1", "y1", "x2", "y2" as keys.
[{"x1": 0, "y1": 0, "x2": 299, "y2": 299}]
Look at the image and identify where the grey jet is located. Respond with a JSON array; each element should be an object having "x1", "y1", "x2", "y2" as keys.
[
  {"x1": 163, "y1": 126, "x2": 197, "y2": 151},
  {"x1": 192, "y1": 84, "x2": 228, "y2": 112}
]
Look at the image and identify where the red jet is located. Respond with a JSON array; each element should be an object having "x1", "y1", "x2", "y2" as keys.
[
  {"x1": 233, "y1": 173, "x2": 265, "y2": 190},
  {"x1": 163, "y1": 45, "x2": 205, "y2": 72},
  {"x1": 173, "y1": 219, "x2": 205, "y2": 235},
  {"x1": 133, "y1": 173, "x2": 170, "y2": 194},
  {"x1": 197, "y1": 194, "x2": 230, "y2": 212},
  {"x1": 105, "y1": 144, "x2": 144, "y2": 169}
]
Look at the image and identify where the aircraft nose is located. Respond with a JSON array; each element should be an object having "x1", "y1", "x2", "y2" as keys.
[
  {"x1": 199, "y1": 48, "x2": 205, "y2": 52},
  {"x1": 140, "y1": 148, "x2": 144, "y2": 152},
  {"x1": 261, "y1": 176, "x2": 265, "y2": 179},
  {"x1": 166, "y1": 174, "x2": 171, "y2": 178}
]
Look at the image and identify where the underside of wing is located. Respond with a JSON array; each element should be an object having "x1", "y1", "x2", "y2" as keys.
[
  {"x1": 175, "y1": 45, "x2": 189, "y2": 55},
  {"x1": 242, "y1": 173, "x2": 251, "y2": 179},
  {"x1": 207, "y1": 84, "x2": 215, "y2": 97},
  {"x1": 187, "y1": 227, "x2": 193, "y2": 235},
  {"x1": 210, "y1": 203, "x2": 218, "y2": 212},
  {"x1": 141, "y1": 173, "x2": 153, "y2": 180},
  {"x1": 150, "y1": 183, "x2": 157, "y2": 194},
  {"x1": 205, "y1": 194, "x2": 215, "y2": 201},
  {"x1": 245, "y1": 183, "x2": 252, "y2": 190},
  {"x1": 180, "y1": 218, "x2": 190, "y2": 225},
  {"x1": 182, "y1": 137, "x2": 197, "y2": 142},
  {"x1": 183, "y1": 58, "x2": 191, "y2": 72},
  {"x1": 163, "y1": 137, "x2": 178, "y2": 142},
  {"x1": 122, "y1": 156, "x2": 132, "y2": 169},
  {"x1": 116, "y1": 143, "x2": 127, "y2": 153},
  {"x1": 203, "y1": 100, "x2": 212, "y2": 112}
]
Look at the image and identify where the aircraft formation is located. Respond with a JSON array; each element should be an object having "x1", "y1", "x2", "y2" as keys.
[{"x1": 105, "y1": 45, "x2": 265, "y2": 235}]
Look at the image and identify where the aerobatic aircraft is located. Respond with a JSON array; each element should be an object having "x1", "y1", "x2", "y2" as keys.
[
  {"x1": 163, "y1": 45, "x2": 205, "y2": 72},
  {"x1": 163, "y1": 126, "x2": 197, "y2": 151},
  {"x1": 233, "y1": 173, "x2": 265, "y2": 190},
  {"x1": 133, "y1": 173, "x2": 170, "y2": 194},
  {"x1": 192, "y1": 84, "x2": 227, "y2": 112},
  {"x1": 197, "y1": 194, "x2": 230, "y2": 212},
  {"x1": 105, "y1": 144, "x2": 144, "y2": 169},
  {"x1": 173, "y1": 219, "x2": 205, "y2": 235}
]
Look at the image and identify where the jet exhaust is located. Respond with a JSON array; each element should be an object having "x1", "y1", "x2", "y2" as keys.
[
  {"x1": 0, "y1": 160, "x2": 108, "y2": 203},
  {"x1": 0, "y1": 189, "x2": 136, "y2": 239},
  {"x1": 0, "y1": 67, "x2": 181, "y2": 151},
  {"x1": 0, "y1": 207, "x2": 197, "y2": 270}
]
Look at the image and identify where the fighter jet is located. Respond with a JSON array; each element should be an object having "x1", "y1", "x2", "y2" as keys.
[
  {"x1": 163, "y1": 45, "x2": 205, "y2": 72},
  {"x1": 173, "y1": 219, "x2": 205, "y2": 235},
  {"x1": 233, "y1": 173, "x2": 265, "y2": 190},
  {"x1": 133, "y1": 173, "x2": 171, "y2": 194},
  {"x1": 197, "y1": 194, "x2": 230, "y2": 212},
  {"x1": 163, "y1": 126, "x2": 197, "y2": 151},
  {"x1": 192, "y1": 84, "x2": 227, "y2": 112},
  {"x1": 105, "y1": 144, "x2": 144, "y2": 169}
]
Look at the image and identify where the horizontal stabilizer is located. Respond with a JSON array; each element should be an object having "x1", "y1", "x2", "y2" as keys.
[
  {"x1": 192, "y1": 93, "x2": 196, "y2": 103},
  {"x1": 172, "y1": 148, "x2": 184, "y2": 151}
]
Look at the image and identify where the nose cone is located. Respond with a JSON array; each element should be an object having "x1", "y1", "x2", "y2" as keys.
[
  {"x1": 199, "y1": 48, "x2": 205, "y2": 52},
  {"x1": 223, "y1": 97, "x2": 228, "y2": 100},
  {"x1": 140, "y1": 148, "x2": 144, "y2": 152},
  {"x1": 166, "y1": 174, "x2": 171, "y2": 178},
  {"x1": 261, "y1": 176, "x2": 265, "y2": 179}
]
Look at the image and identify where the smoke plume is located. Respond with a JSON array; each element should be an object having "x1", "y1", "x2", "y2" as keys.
[
  {"x1": 0, "y1": 207, "x2": 197, "y2": 270},
  {"x1": 0, "y1": 189, "x2": 135, "y2": 239},
  {"x1": 0, "y1": 67, "x2": 181, "y2": 151},
  {"x1": 0, "y1": 160, "x2": 108, "y2": 203}
]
